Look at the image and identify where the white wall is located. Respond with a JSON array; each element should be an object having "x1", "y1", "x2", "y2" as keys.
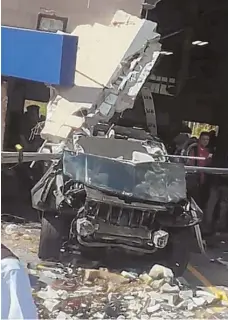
[{"x1": 2, "y1": 0, "x2": 144, "y2": 32}]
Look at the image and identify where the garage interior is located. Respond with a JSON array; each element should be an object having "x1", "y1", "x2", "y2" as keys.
[
  {"x1": 144, "y1": 0, "x2": 228, "y2": 160},
  {"x1": 114, "y1": 0, "x2": 227, "y2": 161},
  {"x1": 2, "y1": 0, "x2": 228, "y2": 207},
  {"x1": 3, "y1": 0, "x2": 228, "y2": 156}
]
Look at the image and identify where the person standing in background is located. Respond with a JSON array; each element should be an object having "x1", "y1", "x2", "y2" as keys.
[
  {"x1": 208, "y1": 130, "x2": 217, "y2": 154},
  {"x1": 187, "y1": 132, "x2": 212, "y2": 207},
  {"x1": 189, "y1": 132, "x2": 212, "y2": 169},
  {"x1": 203, "y1": 152, "x2": 228, "y2": 235}
]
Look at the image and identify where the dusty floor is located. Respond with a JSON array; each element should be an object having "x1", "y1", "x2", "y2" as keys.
[{"x1": 2, "y1": 214, "x2": 228, "y2": 319}]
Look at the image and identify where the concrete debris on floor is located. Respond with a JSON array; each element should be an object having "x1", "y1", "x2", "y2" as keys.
[
  {"x1": 28, "y1": 263, "x2": 226, "y2": 319},
  {"x1": 2, "y1": 222, "x2": 228, "y2": 319},
  {"x1": 2, "y1": 222, "x2": 40, "y2": 263},
  {"x1": 210, "y1": 257, "x2": 228, "y2": 269}
]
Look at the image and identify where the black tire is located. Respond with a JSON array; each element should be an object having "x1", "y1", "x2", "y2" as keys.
[
  {"x1": 159, "y1": 228, "x2": 191, "y2": 277},
  {"x1": 38, "y1": 212, "x2": 68, "y2": 261},
  {"x1": 80, "y1": 246, "x2": 106, "y2": 260}
]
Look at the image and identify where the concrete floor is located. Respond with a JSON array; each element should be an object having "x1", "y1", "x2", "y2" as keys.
[
  {"x1": 183, "y1": 235, "x2": 228, "y2": 318},
  {"x1": 185, "y1": 234, "x2": 228, "y2": 287},
  {"x1": 2, "y1": 201, "x2": 228, "y2": 318}
]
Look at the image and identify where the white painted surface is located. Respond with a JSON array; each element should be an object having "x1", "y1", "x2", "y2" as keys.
[
  {"x1": 2, "y1": 0, "x2": 144, "y2": 31},
  {"x1": 41, "y1": 11, "x2": 161, "y2": 143}
]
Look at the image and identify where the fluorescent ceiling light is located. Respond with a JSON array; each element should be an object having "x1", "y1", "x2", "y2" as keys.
[
  {"x1": 197, "y1": 41, "x2": 209, "y2": 46},
  {"x1": 160, "y1": 51, "x2": 173, "y2": 55},
  {"x1": 192, "y1": 41, "x2": 209, "y2": 46},
  {"x1": 192, "y1": 40, "x2": 201, "y2": 45}
]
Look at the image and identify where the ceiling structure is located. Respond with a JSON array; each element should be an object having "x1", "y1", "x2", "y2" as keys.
[
  {"x1": 145, "y1": 0, "x2": 228, "y2": 110},
  {"x1": 142, "y1": 0, "x2": 228, "y2": 154},
  {"x1": 116, "y1": 0, "x2": 228, "y2": 148}
]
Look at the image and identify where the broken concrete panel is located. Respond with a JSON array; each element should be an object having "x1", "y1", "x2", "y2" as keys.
[
  {"x1": 41, "y1": 122, "x2": 72, "y2": 144},
  {"x1": 179, "y1": 290, "x2": 194, "y2": 300},
  {"x1": 160, "y1": 283, "x2": 180, "y2": 294},
  {"x1": 64, "y1": 115, "x2": 85, "y2": 129},
  {"x1": 48, "y1": 110, "x2": 84, "y2": 130},
  {"x1": 146, "y1": 304, "x2": 161, "y2": 314},
  {"x1": 83, "y1": 268, "x2": 129, "y2": 285},
  {"x1": 41, "y1": 10, "x2": 160, "y2": 143},
  {"x1": 139, "y1": 273, "x2": 153, "y2": 284},
  {"x1": 149, "y1": 264, "x2": 174, "y2": 281},
  {"x1": 151, "y1": 279, "x2": 166, "y2": 290},
  {"x1": 121, "y1": 271, "x2": 138, "y2": 280},
  {"x1": 162, "y1": 293, "x2": 180, "y2": 306}
]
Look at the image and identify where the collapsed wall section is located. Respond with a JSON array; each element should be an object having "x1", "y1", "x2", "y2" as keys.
[{"x1": 41, "y1": 10, "x2": 161, "y2": 143}]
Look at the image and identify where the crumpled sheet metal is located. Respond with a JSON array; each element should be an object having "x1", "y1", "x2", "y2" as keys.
[{"x1": 41, "y1": 10, "x2": 161, "y2": 143}]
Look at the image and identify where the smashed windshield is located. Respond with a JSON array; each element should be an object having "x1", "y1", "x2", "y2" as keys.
[{"x1": 63, "y1": 151, "x2": 186, "y2": 203}]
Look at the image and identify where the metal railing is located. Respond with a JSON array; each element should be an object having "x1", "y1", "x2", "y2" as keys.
[{"x1": 2, "y1": 151, "x2": 228, "y2": 175}]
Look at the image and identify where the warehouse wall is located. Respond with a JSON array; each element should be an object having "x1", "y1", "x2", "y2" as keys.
[{"x1": 2, "y1": 0, "x2": 143, "y2": 32}]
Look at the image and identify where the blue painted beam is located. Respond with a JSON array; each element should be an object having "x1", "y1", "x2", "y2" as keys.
[{"x1": 1, "y1": 26, "x2": 78, "y2": 86}]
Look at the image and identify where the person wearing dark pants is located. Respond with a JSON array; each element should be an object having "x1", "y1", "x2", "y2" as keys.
[
  {"x1": 218, "y1": 184, "x2": 228, "y2": 231},
  {"x1": 203, "y1": 154, "x2": 228, "y2": 234},
  {"x1": 187, "y1": 132, "x2": 212, "y2": 209},
  {"x1": 203, "y1": 181, "x2": 228, "y2": 233}
]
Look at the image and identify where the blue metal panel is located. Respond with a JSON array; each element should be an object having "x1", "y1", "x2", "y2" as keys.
[
  {"x1": 60, "y1": 34, "x2": 78, "y2": 87},
  {"x1": 1, "y1": 26, "x2": 78, "y2": 86}
]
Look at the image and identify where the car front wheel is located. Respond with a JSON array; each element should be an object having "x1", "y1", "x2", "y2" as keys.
[
  {"x1": 157, "y1": 228, "x2": 192, "y2": 277},
  {"x1": 38, "y1": 212, "x2": 68, "y2": 261}
]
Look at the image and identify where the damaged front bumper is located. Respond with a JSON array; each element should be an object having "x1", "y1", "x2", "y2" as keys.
[
  {"x1": 71, "y1": 189, "x2": 202, "y2": 254},
  {"x1": 76, "y1": 217, "x2": 169, "y2": 253}
]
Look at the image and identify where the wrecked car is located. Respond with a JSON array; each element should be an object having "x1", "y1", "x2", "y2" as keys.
[{"x1": 31, "y1": 129, "x2": 202, "y2": 276}]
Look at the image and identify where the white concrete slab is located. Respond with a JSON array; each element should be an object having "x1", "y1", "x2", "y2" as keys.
[{"x1": 41, "y1": 10, "x2": 161, "y2": 143}]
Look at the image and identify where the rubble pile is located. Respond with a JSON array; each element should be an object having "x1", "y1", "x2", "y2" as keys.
[{"x1": 29, "y1": 263, "x2": 225, "y2": 319}]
